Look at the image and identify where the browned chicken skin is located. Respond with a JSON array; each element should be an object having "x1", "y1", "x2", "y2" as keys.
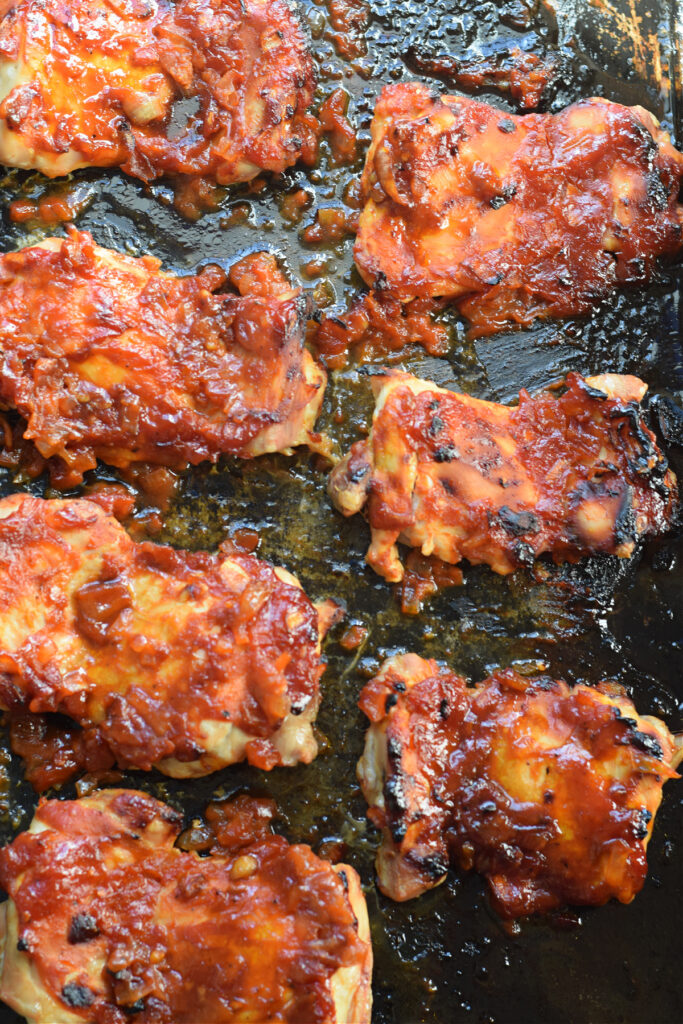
[
  {"x1": 0, "y1": 790, "x2": 373, "y2": 1023},
  {"x1": 0, "y1": 0, "x2": 317, "y2": 183},
  {"x1": 0, "y1": 493, "x2": 339, "y2": 785},
  {"x1": 358, "y1": 653, "x2": 682, "y2": 918},
  {"x1": 0, "y1": 230, "x2": 326, "y2": 486},
  {"x1": 355, "y1": 83, "x2": 683, "y2": 334},
  {"x1": 328, "y1": 370, "x2": 677, "y2": 582}
]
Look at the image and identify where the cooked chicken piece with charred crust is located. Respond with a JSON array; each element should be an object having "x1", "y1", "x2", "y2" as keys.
[
  {"x1": 0, "y1": 493, "x2": 341, "y2": 784},
  {"x1": 328, "y1": 370, "x2": 676, "y2": 582},
  {"x1": 0, "y1": 790, "x2": 373, "y2": 1023},
  {"x1": 0, "y1": 0, "x2": 316, "y2": 183},
  {"x1": 355, "y1": 84, "x2": 683, "y2": 334},
  {"x1": 358, "y1": 653, "x2": 682, "y2": 918},
  {"x1": 0, "y1": 230, "x2": 326, "y2": 486}
]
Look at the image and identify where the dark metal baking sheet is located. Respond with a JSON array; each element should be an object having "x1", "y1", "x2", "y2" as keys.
[{"x1": 0, "y1": 0, "x2": 681, "y2": 1021}]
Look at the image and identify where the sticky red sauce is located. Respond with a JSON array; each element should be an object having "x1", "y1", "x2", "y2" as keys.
[
  {"x1": 355, "y1": 84, "x2": 683, "y2": 333},
  {"x1": 313, "y1": 292, "x2": 451, "y2": 369},
  {"x1": 0, "y1": 495, "x2": 327, "y2": 786},
  {"x1": 340, "y1": 372, "x2": 677, "y2": 577},
  {"x1": 359, "y1": 658, "x2": 678, "y2": 917},
  {"x1": 301, "y1": 204, "x2": 359, "y2": 245},
  {"x1": 338, "y1": 623, "x2": 368, "y2": 650},
  {"x1": 9, "y1": 187, "x2": 94, "y2": 224},
  {"x1": 407, "y1": 47, "x2": 554, "y2": 109},
  {"x1": 324, "y1": 0, "x2": 369, "y2": 59},
  {"x1": 398, "y1": 551, "x2": 463, "y2": 615},
  {"x1": 0, "y1": 230, "x2": 325, "y2": 485},
  {"x1": 318, "y1": 88, "x2": 358, "y2": 166},
  {"x1": 0, "y1": 0, "x2": 318, "y2": 185},
  {"x1": 0, "y1": 791, "x2": 367, "y2": 1022},
  {"x1": 8, "y1": 714, "x2": 115, "y2": 792}
]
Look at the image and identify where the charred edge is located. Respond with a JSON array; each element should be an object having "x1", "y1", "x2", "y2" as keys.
[
  {"x1": 68, "y1": 913, "x2": 99, "y2": 944},
  {"x1": 61, "y1": 984, "x2": 95, "y2": 1009},
  {"x1": 615, "y1": 709, "x2": 664, "y2": 759},
  {"x1": 578, "y1": 379, "x2": 612, "y2": 402},
  {"x1": 614, "y1": 487, "x2": 636, "y2": 546},
  {"x1": 646, "y1": 168, "x2": 670, "y2": 211},
  {"x1": 498, "y1": 506, "x2": 540, "y2": 537},
  {"x1": 385, "y1": 735, "x2": 410, "y2": 839},
  {"x1": 439, "y1": 698, "x2": 449, "y2": 719},
  {"x1": 513, "y1": 541, "x2": 536, "y2": 566},
  {"x1": 634, "y1": 807, "x2": 653, "y2": 840},
  {"x1": 650, "y1": 394, "x2": 683, "y2": 446},
  {"x1": 338, "y1": 867, "x2": 349, "y2": 891},
  {"x1": 629, "y1": 117, "x2": 659, "y2": 162},
  {"x1": 629, "y1": 729, "x2": 664, "y2": 760},
  {"x1": 407, "y1": 847, "x2": 449, "y2": 881},
  {"x1": 611, "y1": 404, "x2": 669, "y2": 486},
  {"x1": 16, "y1": 936, "x2": 29, "y2": 952},
  {"x1": 433, "y1": 444, "x2": 458, "y2": 462}
]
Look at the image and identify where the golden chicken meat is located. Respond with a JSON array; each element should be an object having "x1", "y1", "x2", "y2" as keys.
[
  {"x1": 355, "y1": 83, "x2": 683, "y2": 333},
  {"x1": 0, "y1": 0, "x2": 316, "y2": 183},
  {"x1": 0, "y1": 789, "x2": 373, "y2": 1023},
  {"x1": 328, "y1": 370, "x2": 677, "y2": 582},
  {"x1": 0, "y1": 493, "x2": 340, "y2": 786},
  {"x1": 358, "y1": 653, "x2": 682, "y2": 918},
  {"x1": 0, "y1": 230, "x2": 326, "y2": 486}
]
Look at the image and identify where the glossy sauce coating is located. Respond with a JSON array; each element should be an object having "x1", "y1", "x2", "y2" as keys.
[
  {"x1": 355, "y1": 83, "x2": 683, "y2": 334},
  {"x1": 358, "y1": 653, "x2": 682, "y2": 917},
  {"x1": 0, "y1": 494, "x2": 336, "y2": 783},
  {"x1": 0, "y1": 0, "x2": 317, "y2": 182},
  {"x1": 328, "y1": 370, "x2": 677, "y2": 582},
  {"x1": 0, "y1": 230, "x2": 326, "y2": 486},
  {"x1": 0, "y1": 790, "x2": 372, "y2": 1022}
]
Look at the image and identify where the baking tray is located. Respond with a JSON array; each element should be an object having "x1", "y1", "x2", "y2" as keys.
[{"x1": 0, "y1": 0, "x2": 681, "y2": 1020}]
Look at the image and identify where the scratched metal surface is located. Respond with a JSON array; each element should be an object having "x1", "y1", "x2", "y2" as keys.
[{"x1": 0, "y1": 0, "x2": 681, "y2": 1021}]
